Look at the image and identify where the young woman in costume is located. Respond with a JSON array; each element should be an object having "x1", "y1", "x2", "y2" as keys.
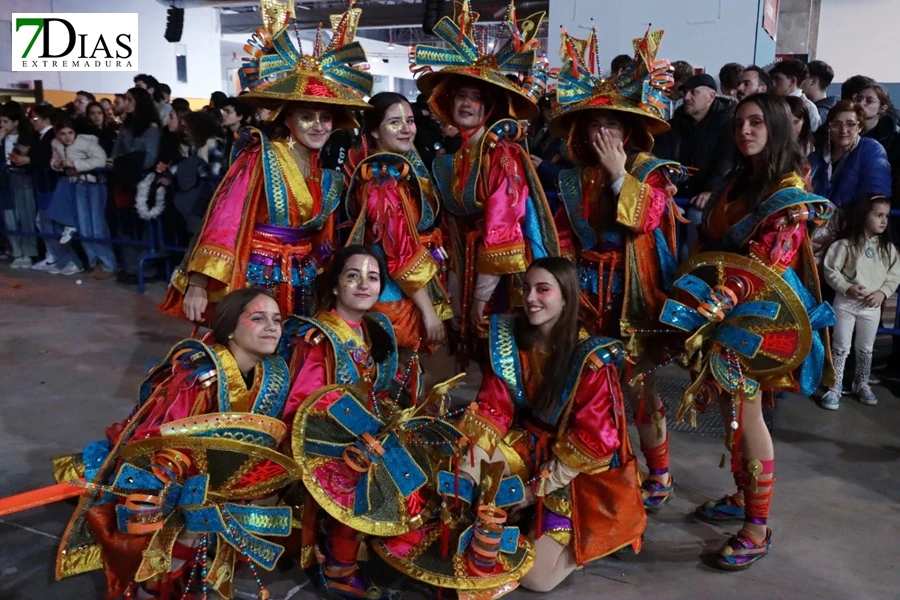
[
  {"x1": 160, "y1": 7, "x2": 374, "y2": 322},
  {"x1": 343, "y1": 92, "x2": 452, "y2": 352},
  {"x1": 551, "y1": 27, "x2": 684, "y2": 513},
  {"x1": 281, "y1": 246, "x2": 416, "y2": 600},
  {"x1": 684, "y1": 93, "x2": 834, "y2": 569},
  {"x1": 408, "y1": 3, "x2": 558, "y2": 361},
  {"x1": 56, "y1": 289, "x2": 299, "y2": 599},
  {"x1": 375, "y1": 258, "x2": 645, "y2": 596}
]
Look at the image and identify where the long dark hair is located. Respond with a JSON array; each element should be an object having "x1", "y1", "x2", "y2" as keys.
[
  {"x1": 210, "y1": 288, "x2": 278, "y2": 345},
  {"x1": 183, "y1": 110, "x2": 223, "y2": 148},
  {"x1": 731, "y1": 93, "x2": 806, "y2": 208},
  {"x1": 0, "y1": 101, "x2": 32, "y2": 144},
  {"x1": 785, "y1": 95, "x2": 813, "y2": 153},
  {"x1": 123, "y1": 86, "x2": 160, "y2": 137},
  {"x1": 316, "y1": 245, "x2": 392, "y2": 362},
  {"x1": 844, "y1": 193, "x2": 896, "y2": 265},
  {"x1": 361, "y1": 92, "x2": 411, "y2": 152},
  {"x1": 514, "y1": 257, "x2": 581, "y2": 414}
]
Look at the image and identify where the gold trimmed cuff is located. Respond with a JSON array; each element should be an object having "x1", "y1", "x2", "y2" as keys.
[
  {"x1": 395, "y1": 246, "x2": 440, "y2": 297},
  {"x1": 456, "y1": 411, "x2": 504, "y2": 454},
  {"x1": 476, "y1": 241, "x2": 527, "y2": 275},
  {"x1": 616, "y1": 173, "x2": 650, "y2": 231},
  {"x1": 189, "y1": 244, "x2": 236, "y2": 292},
  {"x1": 552, "y1": 434, "x2": 614, "y2": 475}
]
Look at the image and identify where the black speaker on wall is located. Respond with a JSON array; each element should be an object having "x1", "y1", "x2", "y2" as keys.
[
  {"x1": 165, "y1": 7, "x2": 184, "y2": 43},
  {"x1": 422, "y1": 0, "x2": 449, "y2": 35}
]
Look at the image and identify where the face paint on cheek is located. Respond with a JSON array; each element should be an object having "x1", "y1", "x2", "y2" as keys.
[{"x1": 294, "y1": 111, "x2": 328, "y2": 132}]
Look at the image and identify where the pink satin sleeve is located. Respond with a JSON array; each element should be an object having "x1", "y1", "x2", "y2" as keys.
[
  {"x1": 473, "y1": 367, "x2": 517, "y2": 437},
  {"x1": 129, "y1": 369, "x2": 210, "y2": 441},
  {"x1": 189, "y1": 148, "x2": 259, "y2": 262},
  {"x1": 481, "y1": 141, "x2": 528, "y2": 249},
  {"x1": 562, "y1": 363, "x2": 622, "y2": 459},
  {"x1": 749, "y1": 205, "x2": 810, "y2": 270},
  {"x1": 363, "y1": 180, "x2": 421, "y2": 277},
  {"x1": 634, "y1": 169, "x2": 672, "y2": 233},
  {"x1": 282, "y1": 342, "x2": 329, "y2": 427}
]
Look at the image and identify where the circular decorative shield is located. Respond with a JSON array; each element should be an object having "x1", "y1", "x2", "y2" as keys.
[
  {"x1": 121, "y1": 413, "x2": 302, "y2": 501},
  {"x1": 292, "y1": 384, "x2": 464, "y2": 536},
  {"x1": 662, "y1": 251, "x2": 812, "y2": 384}
]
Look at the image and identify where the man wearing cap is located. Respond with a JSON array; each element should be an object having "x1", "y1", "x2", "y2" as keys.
[{"x1": 655, "y1": 72, "x2": 736, "y2": 256}]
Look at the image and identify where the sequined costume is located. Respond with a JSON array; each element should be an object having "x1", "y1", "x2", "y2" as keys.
[
  {"x1": 409, "y1": 0, "x2": 558, "y2": 358},
  {"x1": 160, "y1": 4, "x2": 373, "y2": 320},
  {"x1": 374, "y1": 315, "x2": 645, "y2": 593},
  {"x1": 550, "y1": 27, "x2": 682, "y2": 353},
  {"x1": 344, "y1": 147, "x2": 453, "y2": 350},
  {"x1": 54, "y1": 338, "x2": 299, "y2": 599}
]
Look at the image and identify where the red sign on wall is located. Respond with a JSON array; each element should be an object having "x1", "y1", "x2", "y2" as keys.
[{"x1": 763, "y1": 0, "x2": 779, "y2": 40}]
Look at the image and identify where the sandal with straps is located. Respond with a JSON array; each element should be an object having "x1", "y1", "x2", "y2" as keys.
[
  {"x1": 713, "y1": 528, "x2": 772, "y2": 570},
  {"x1": 317, "y1": 548, "x2": 384, "y2": 600},
  {"x1": 641, "y1": 473, "x2": 674, "y2": 513},
  {"x1": 695, "y1": 493, "x2": 745, "y2": 522}
]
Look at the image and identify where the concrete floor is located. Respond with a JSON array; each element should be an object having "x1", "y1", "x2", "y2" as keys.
[{"x1": 1, "y1": 266, "x2": 899, "y2": 600}]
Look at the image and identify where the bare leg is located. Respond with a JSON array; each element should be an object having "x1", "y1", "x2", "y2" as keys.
[
  {"x1": 625, "y1": 368, "x2": 673, "y2": 509},
  {"x1": 519, "y1": 534, "x2": 579, "y2": 592},
  {"x1": 736, "y1": 391, "x2": 774, "y2": 541}
]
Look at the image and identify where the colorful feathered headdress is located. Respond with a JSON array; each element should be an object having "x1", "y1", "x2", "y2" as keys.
[
  {"x1": 410, "y1": 0, "x2": 549, "y2": 123},
  {"x1": 549, "y1": 26, "x2": 674, "y2": 138},
  {"x1": 239, "y1": 0, "x2": 373, "y2": 127}
]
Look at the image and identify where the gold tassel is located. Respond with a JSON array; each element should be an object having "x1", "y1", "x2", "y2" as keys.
[{"x1": 747, "y1": 459, "x2": 762, "y2": 493}]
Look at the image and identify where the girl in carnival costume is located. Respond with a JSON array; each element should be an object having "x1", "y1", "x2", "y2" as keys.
[
  {"x1": 662, "y1": 93, "x2": 834, "y2": 569},
  {"x1": 55, "y1": 289, "x2": 301, "y2": 599},
  {"x1": 160, "y1": 1, "x2": 374, "y2": 322},
  {"x1": 281, "y1": 246, "x2": 465, "y2": 599},
  {"x1": 409, "y1": 0, "x2": 559, "y2": 364},
  {"x1": 344, "y1": 92, "x2": 453, "y2": 354},
  {"x1": 549, "y1": 26, "x2": 686, "y2": 513},
  {"x1": 375, "y1": 258, "x2": 645, "y2": 597}
]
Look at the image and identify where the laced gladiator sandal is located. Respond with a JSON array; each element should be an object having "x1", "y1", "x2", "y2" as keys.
[
  {"x1": 695, "y1": 493, "x2": 745, "y2": 522},
  {"x1": 713, "y1": 527, "x2": 772, "y2": 570},
  {"x1": 318, "y1": 524, "x2": 383, "y2": 600},
  {"x1": 641, "y1": 472, "x2": 674, "y2": 513}
]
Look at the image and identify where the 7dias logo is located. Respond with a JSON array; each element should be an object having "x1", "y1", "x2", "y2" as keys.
[{"x1": 12, "y1": 13, "x2": 138, "y2": 71}]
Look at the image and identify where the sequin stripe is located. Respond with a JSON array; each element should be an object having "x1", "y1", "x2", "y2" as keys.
[
  {"x1": 725, "y1": 186, "x2": 828, "y2": 252},
  {"x1": 432, "y1": 154, "x2": 466, "y2": 216},
  {"x1": 301, "y1": 168, "x2": 343, "y2": 233},
  {"x1": 423, "y1": 18, "x2": 478, "y2": 63},
  {"x1": 251, "y1": 356, "x2": 290, "y2": 418},
  {"x1": 405, "y1": 149, "x2": 438, "y2": 231},
  {"x1": 210, "y1": 343, "x2": 249, "y2": 412},
  {"x1": 261, "y1": 136, "x2": 290, "y2": 227},
  {"x1": 300, "y1": 315, "x2": 360, "y2": 386},
  {"x1": 489, "y1": 315, "x2": 527, "y2": 409},
  {"x1": 548, "y1": 336, "x2": 623, "y2": 426},
  {"x1": 629, "y1": 154, "x2": 681, "y2": 183},
  {"x1": 138, "y1": 339, "x2": 210, "y2": 406},
  {"x1": 558, "y1": 168, "x2": 596, "y2": 250}
]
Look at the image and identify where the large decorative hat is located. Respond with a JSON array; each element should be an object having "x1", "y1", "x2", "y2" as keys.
[
  {"x1": 410, "y1": 0, "x2": 549, "y2": 123},
  {"x1": 549, "y1": 26, "x2": 674, "y2": 138},
  {"x1": 239, "y1": 0, "x2": 374, "y2": 128}
]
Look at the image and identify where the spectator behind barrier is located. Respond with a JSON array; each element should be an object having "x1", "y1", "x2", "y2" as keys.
[
  {"x1": 801, "y1": 60, "x2": 838, "y2": 124},
  {"x1": 82, "y1": 101, "x2": 117, "y2": 156},
  {"x1": 854, "y1": 83, "x2": 900, "y2": 176},
  {"x1": 769, "y1": 59, "x2": 822, "y2": 130},
  {"x1": 786, "y1": 95, "x2": 815, "y2": 158},
  {"x1": 0, "y1": 101, "x2": 39, "y2": 268},
  {"x1": 736, "y1": 65, "x2": 772, "y2": 100},
  {"x1": 718, "y1": 62, "x2": 744, "y2": 98},
  {"x1": 840, "y1": 75, "x2": 876, "y2": 101},
  {"x1": 809, "y1": 100, "x2": 891, "y2": 209}
]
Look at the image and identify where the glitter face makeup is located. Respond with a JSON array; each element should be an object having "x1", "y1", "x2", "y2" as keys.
[
  {"x1": 335, "y1": 254, "x2": 381, "y2": 315},
  {"x1": 230, "y1": 294, "x2": 282, "y2": 358},
  {"x1": 288, "y1": 106, "x2": 334, "y2": 150},
  {"x1": 376, "y1": 101, "x2": 417, "y2": 154}
]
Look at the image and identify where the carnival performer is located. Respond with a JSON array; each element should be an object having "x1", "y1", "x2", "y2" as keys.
[
  {"x1": 344, "y1": 91, "x2": 452, "y2": 353},
  {"x1": 409, "y1": 0, "x2": 558, "y2": 361},
  {"x1": 55, "y1": 289, "x2": 301, "y2": 599},
  {"x1": 551, "y1": 27, "x2": 684, "y2": 513},
  {"x1": 281, "y1": 246, "x2": 414, "y2": 599},
  {"x1": 673, "y1": 93, "x2": 834, "y2": 569},
  {"x1": 375, "y1": 258, "x2": 645, "y2": 596},
  {"x1": 160, "y1": 2, "x2": 374, "y2": 322}
]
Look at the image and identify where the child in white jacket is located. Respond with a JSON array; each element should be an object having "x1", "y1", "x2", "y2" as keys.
[
  {"x1": 48, "y1": 119, "x2": 116, "y2": 277},
  {"x1": 821, "y1": 194, "x2": 900, "y2": 409}
]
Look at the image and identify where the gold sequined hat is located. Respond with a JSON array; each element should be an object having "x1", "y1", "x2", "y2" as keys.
[
  {"x1": 239, "y1": 0, "x2": 374, "y2": 128},
  {"x1": 549, "y1": 26, "x2": 674, "y2": 139},
  {"x1": 410, "y1": 0, "x2": 549, "y2": 124}
]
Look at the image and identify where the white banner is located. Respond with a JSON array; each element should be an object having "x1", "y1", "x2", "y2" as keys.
[{"x1": 11, "y1": 13, "x2": 138, "y2": 72}]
